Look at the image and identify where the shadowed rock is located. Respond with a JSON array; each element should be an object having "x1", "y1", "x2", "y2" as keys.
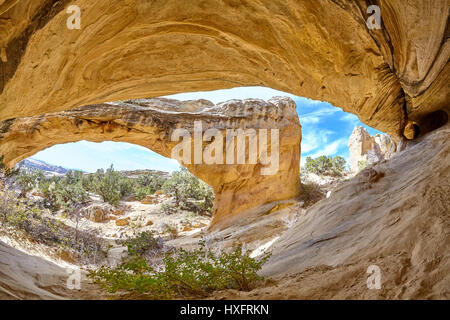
[{"x1": 0, "y1": 1, "x2": 448, "y2": 139}]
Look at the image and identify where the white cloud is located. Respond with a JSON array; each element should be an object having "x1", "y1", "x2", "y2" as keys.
[
  {"x1": 302, "y1": 106, "x2": 340, "y2": 117},
  {"x1": 309, "y1": 138, "x2": 348, "y2": 159},
  {"x1": 301, "y1": 129, "x2": 334, "y2": 153},
  {"x1": 301, "y1": 116, "x2": 321, "y2": 125},
  {"x1": 340, "y1": 113, "x2": 360, "y2": 127},
  {"x1": 295, "y1": 97, "x2": 323, "y2": 105}
]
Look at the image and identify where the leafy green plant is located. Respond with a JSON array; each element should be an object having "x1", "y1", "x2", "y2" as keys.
[
  {"x1": 162, "y1": 167, "x2": 214, "y2": 214},
  {"x1": 15, "y1": 170, "x2": 44, "y2": 196},
  {"x1": 38, "y1": 171, "x2": 89, "y2": 212},
  {"x1": 304, "y1": 155, "x2": 347, "y2": 177},
  {"x1": 134, "y1": 172, "x2": 166, "y2": 200},
  {"x1": 123, "y1": 231, "x2": 163, "y2": 255},
  {"x1": 89, "y1": 240, "x2": 271, "y2": 299},
  {"x1": 161, "y1": 202, "x2": 178, "y2": 215},
  {"x1": 0, "y1": 189, "x2": 106, "y2": 263},
  {"x1": 89, "y1": 165, "x2": 134, "y2": 206}
]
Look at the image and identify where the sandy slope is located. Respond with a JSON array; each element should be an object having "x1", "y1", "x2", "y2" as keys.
[
  {"x1": 0, "y1": 240, "x2": 102, "y2": 300},
  {"x1": 213, "y1": 122, "x2": 450, "y2": 299}
]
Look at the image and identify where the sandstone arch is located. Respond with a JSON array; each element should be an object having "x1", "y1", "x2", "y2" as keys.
[
  {"x1": 0, "y1": 97, "x2": 301, "y2": 229},
  {"x1": 0, "y1": 0, "x2": 448, "y2": 140}
]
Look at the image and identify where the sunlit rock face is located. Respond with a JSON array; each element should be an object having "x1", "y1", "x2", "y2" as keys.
[
  {"x1": 348, "y1": 126, "x2": 396, "y2": 171},
  {"x1": 0, "y1": 0, "x2": 448, "y2": 139},
  {"x1": 0, "y1": 97, "x2": 301, "y2": 230}
]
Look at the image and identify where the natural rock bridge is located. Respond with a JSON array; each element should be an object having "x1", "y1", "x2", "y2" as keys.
[
  {"x1": 0, "y1": 97, "x2": 301, "y2": 229},
  {"x1": 0, "y1": 0, "x2": 448, "y2": 227}
]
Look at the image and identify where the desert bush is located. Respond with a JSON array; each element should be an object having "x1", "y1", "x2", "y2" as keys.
[
  {"x1": 81, "y1": 173, "x2": 95, "y2": 192},
  {"x1": 39, "y1": 171, "x2": 89, "y2": 212},
  {"x1": 123, "y1": 231, "x2": 163, "y2": 256},
  {"x1": 300, "y1": 181, "x2": 325, "y2": 207},
  {"x1": 89, "y1": 240, "x2": 270, "y2": 299},
  {"x1": 15, "y1": 170, "x2": 44, "y2": 196},
  {"x1": 0, "y1": 187, "x2": 19, "y2": 224},
  {"x1": 89, "y1": 165, "x2": 134, "y2": 206},
  {"x1": 162, "y1": 167, "x2": 214, "y2": 214},
  {"x1": 161, "y1": 202, "x2": 178, "y2": 215},
  {"x1": 134, "y1": 172, "x2": 167, "y2": 201},
  {"x1": 304, "y1": 155, "x2": 347, "y2": 177},
  {"x1": 0, "y1": 189, "x2": 106, "y2": 263},
  {"x1": 134, "y1": 186, "x2": 149, "y2": 201}
]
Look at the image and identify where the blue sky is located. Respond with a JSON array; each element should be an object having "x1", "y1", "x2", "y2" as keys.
[{"x1": 31, "y1": 86, "x2": 381, "y2": 172}]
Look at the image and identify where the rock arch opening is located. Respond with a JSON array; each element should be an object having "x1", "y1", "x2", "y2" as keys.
[
  {"x1": 27, "y1": 140, "x2": 181, "y2": 174},
  {"x1": 0, "y1": 96, "x2": 301, "y2": 229}
]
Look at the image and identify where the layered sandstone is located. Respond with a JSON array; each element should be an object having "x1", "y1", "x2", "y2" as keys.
[
  {"x1": 0, "y1": 97, "x2": 301, "y2": 229},
  {"x1": 0, "y1": 0, "x2": 448, "y2": 139},
  {"x1": 252, "y1": 121, "x2": 450, "y2": 299},
  {"x1": 348, "y1": 126, "x2": 396, "y2": 171}
]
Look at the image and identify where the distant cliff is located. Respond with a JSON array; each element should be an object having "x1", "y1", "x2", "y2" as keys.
[
  {"x1": 16, "y1": 159, "x2": 72, "y2": 175},
  {"x1": 348, "y1": 127, "x2": 396, "y2": 172}
]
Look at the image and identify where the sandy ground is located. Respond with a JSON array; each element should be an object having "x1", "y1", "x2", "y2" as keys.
[
  {"x1": 0, "y1": 238, "x2": 103, "y2": 300},
  {"x1": 0, "y1": 195, "x2": 211, "y2": 299},
  {"x1": 1, "y1": 123, "x2": 448, "y2": 299},
  {"x1": 55, "y1": 195, "x2": 210, "y2": 242}
]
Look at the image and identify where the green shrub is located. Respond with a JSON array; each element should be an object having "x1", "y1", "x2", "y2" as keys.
[
  {"x1": 85, "y1": 169, "x2": 166, "y2": 202},
  {"x1": 89, "y1": 241, "x2": 270, "y2": 299},
  {"x1": 38, "y1": 171, "x2": 89, "y2": 212},
  {"x1": 134, "y1": 186, "x2": 148, "y2": 201},
  {"x1": 0, "y1": 189, "x2": 106, "y2": 263},
  {"x1": 162, "y1": 167, "x2": 214, "y2": 214},
  {"x1": 161, "y1": 202, "x2": 178, "y2": 215},
  {"x1": 81, "y1": 173, "x2": 96, "y2": 192},
  {"x1": 123, "y1": 231, "x2": 163, "y2": 255},
  {"x1": 134, "y1": 172, "x2": 166, "y2": 200},
  {"x1": 15, "y1": 170, "x2": 44, "y2": 196},
  {"x1": 304, "y1": 155, "x2": 347, "y2": 177},
  {"x1": 89, "y1": 165, "x2": 134, "y2": 206}
]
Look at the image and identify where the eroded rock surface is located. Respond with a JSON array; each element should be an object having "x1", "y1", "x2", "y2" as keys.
[
  {"x1": 222, "y1": 122, "x2": 450, "y2": 299},
  {"x1": 0, "y1": 0, "x2": 448, "y2": 139},
  {"x1": 348, "y1": 126, "x2": 396, "y2": 171},
  {"x1": 0, "y1": 97, "x2": 301, "y2": 229}
]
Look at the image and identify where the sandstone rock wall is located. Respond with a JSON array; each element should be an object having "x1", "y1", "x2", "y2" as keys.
[
  {"x1": 348, "y1": 126, "x2": 396, "y2": 171},
  {"x1": 0, "y1": 0, "x2": 448, "y2": 139},
  {"x1": 0, "y1": 97, "x2": 301, "y2": 229},
  {"x1": 251, "y1": 122, "x2": 450, "y2": 299}
]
